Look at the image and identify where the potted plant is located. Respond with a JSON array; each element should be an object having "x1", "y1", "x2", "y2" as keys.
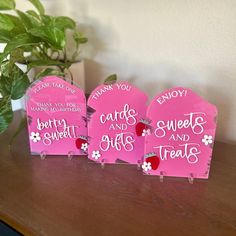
[{"x1": 0, "y1": 0, "x2": 88, "y2": 134}]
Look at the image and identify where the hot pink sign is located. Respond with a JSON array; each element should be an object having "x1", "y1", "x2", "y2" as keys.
[
  {"x1": 26, "y1": 76, "x2": 87, "y2": 156},
  {"x1": 143, "y1": 87, "x2": 217, "y2": 179},
  {"x1": 87, "y1": 81, "x2": 148, "y2": 165}
]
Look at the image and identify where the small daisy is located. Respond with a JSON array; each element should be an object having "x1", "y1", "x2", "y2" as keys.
[
  {"x1": 92, "y1": 150, "x2": 101, "y2": 160},
  {"x1": 142, "y1": 129, "x2": 151, "y2": 136},
  {"x1": 202, "y1": 135, "x2": 213, "y2": 145},
  {"x1": 142, "y1": 161, "x2": 152, "y2": 172},
  {"x1": 30, "y1": 132, "x2": 41, "y2": 143},
  {"x1": 81, "y1": 143, "x2": 88, "y2": 151}
]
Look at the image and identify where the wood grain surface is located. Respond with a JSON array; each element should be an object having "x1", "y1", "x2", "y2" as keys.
[{"x1": 0, "y1": 111, "x2": 236, "y2": 236}]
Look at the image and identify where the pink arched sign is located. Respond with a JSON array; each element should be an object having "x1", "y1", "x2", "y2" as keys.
[
  {"x1": 26, "y1": 76, "x2": 87, "y2": 156},
  {"x1": 88, "y1": 81, "x2": 148, "y2": 165},
  {"x1": 143, "y1": 87, "x2": 217, "y2": 179}
]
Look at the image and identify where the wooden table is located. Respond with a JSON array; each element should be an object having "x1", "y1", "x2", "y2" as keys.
[{"x1": 0, "y1": 111, "x2": 236, "y2": 236}]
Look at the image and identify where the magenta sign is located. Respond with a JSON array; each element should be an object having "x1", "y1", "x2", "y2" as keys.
[
  {"x1": 87, "y1": 82, "x2": 148, "y2": 165},
  {"x1": 26, "y1": 76, "x2": 87, "y2": 156},
  {"x1": 143, "y1": 87, "x2": 217, "y2": 179}
]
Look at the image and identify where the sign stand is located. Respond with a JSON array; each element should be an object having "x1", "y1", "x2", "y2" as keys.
[
  {"x1": 26, "y1": 76, "x2": 87, "y2": 157},
  {"x1": 188, "y1": 173, "x2": 195, "y2": 184},
  {"x1": 144, "y1": 87, "x2": 217, "y2": 180},
  {"x1": 159, "y1": 171, "x2": 164, "y2": 182},
  {"x1": 40, "y1": 151, "x2": 46, "y2": 160},
  {"x1": 67, "y1": 151, "x2": 74, "y2": 160},
  {"x1": 87, "y1": 81, "x2": 148, "y2": 167}
]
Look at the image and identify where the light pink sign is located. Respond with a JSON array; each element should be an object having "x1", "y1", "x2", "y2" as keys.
[
  {"x1": 26, "y1": 76, "x2": 87, "y2": 156},
  {"x1": 143, "y1": 87, "x2": 217, "y2": 179},
  {"x1": 88, "y1": 81, "x2": 148, "y2": 164}
]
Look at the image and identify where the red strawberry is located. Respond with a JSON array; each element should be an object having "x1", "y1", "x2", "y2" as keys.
[
  {"x1": 75, "y1": 136, "x2": 88, "y2": 149},
  {"x1": 135, "y1": 119, "x2": 150, "y2": 136},
  {"x1": 145, "y1": 153, "x2": 160, "y2": 170}
]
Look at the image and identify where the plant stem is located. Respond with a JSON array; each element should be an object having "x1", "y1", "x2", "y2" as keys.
[
  {"x1": 39, "y1": 45, "x2": 49, "y2": 59},
  {"x1": 67, "y1": 68, "x2": 74, "y2": 85},
  {"x1": 64, "y1": 48, "x2": 67, "y2": 63}
]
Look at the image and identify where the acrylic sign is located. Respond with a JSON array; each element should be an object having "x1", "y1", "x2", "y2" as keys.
[
  {"x1": 26, "y1": 76, "x2": 87, "y2": 156},
  {"x1": 88, "y1": 81, "x2": 148, "y2": 165},
  {"x1": 143, "y1": 87, "x2": 217, "y2": 179}
]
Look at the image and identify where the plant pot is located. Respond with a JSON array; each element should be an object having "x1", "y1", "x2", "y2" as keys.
[
  {"x1": 0, "y1": 44, "x2": 34, "y2": 111},
  {"x1": 11, "y1": 63, "x2": 35, "y2": 111}
]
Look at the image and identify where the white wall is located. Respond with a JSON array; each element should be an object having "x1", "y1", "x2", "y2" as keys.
[{"x1": 19, "y1": 0, "x2": 236, "y2": 144}]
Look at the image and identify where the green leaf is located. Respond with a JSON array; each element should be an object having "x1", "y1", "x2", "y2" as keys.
[
  {"x1": 0, "y1": 15, "x2": 26, "y2": 39},
  {"x1": 79, "y1": 37, "x2": 88, "y2": 44},
  {"x1": 0, "y1": 53, "x2": 4, "y2": 63},
  {"x1": 26, "y1": 10, "x2": 40, "y2": 20},
  {"x1": 11, "y1": 72, "x2": 30, "y2": 100},
  {"x1": 29, "y1": 26, "x2": 66, "y2": 50},
  {"x1": 0, "y1": 13, "x2": 15, "y2": 31},
  {"x1": 104, "y1": 74, "x2": 117, "y2": 85},
  {"x1": 18, "y1": 10, "x2": 41, "y2": 31},
  {"x1": 0, "y1": 0, "x2": 15, "y2": 10},
  {"x1": 3, "y1": 33, "x2": 40, "y2": 56},
  {"x1": 73, "y1": 31, "x2": 88, "y2": 45},
  {"x1": 55, "y1": 16, "x2": 76, "y2": 30},
  {"x1": 10, "y1": 48, "x2": 25, "y2": 64},
  {"x1": 25, "y1": 12, "x2": 40, "y2": 27},
  {"x1": 0, "y1": 30, "x2": 12, "y2": 42},
  {"x1": 5, "y1": 14, "x2": 26, "y2": 35},
  {"x1": 11, "y1": 64, "x2": 30, "y2": 100},
  {"x1": 41, "y1": 15, "x2": 52, "y2": 25},
  {"x1": 16, "y1": 10, "x2": 33, "y2": 30},
  {"x1": 0, "y1": 96, "x2": 13, "y2": 134},
  {"x1": 16, "y1": 10, "x2": 40, "y2": 30},
  {"x1": 0, "y1": 75, "x2": 12, "y2": 96},
  {"x1": 0, "y1": 62, "x2": 30, "y2": 99},
  {"x1": 28, "y1": 0, "x2": 45, "y2": 15},
  {"x1": 0, "y1": 61, "x2": 11, "y2": 77},
  {"x1": 35, "y1": 68, "x2": 64, "y2": 80},
  {"x1": 5, "y1": 14, "x2": 21, "y2": 25}
]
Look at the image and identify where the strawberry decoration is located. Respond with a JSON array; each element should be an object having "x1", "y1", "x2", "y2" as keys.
[
  {"x1": 144, "y1": 153, "x2": 160, "y2": 170},
  {"x1": 76, "y1": 136, "x2": 88, "y2": 150},
  {"x1": 135, "y1": 119, "x2": 150, "y2": 136}
]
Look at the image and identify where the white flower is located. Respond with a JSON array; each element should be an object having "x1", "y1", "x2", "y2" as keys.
[
  {"x1": 92, "y1": 150, "x2": 101, "y2": 160},
  {"x1": 142, "y1": 161, "x2": 152, "y2": 172},
  {"x1": 81, "y1": 143, "x2": 88, "y2": 151},
  {"x1": 202, "y1": 135, "x2": 213, "y2": 145},
  {"x1": 30, "y1": 132, "x2": 41, "y2": 143},
  {"x1": 142, "y1": 129, "x2": 151, "y2": 136}
]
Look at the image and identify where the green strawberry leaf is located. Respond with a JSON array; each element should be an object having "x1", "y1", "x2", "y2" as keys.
[{"x1": 104, "y1": 74, "x2": 117, "y2": 85}]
